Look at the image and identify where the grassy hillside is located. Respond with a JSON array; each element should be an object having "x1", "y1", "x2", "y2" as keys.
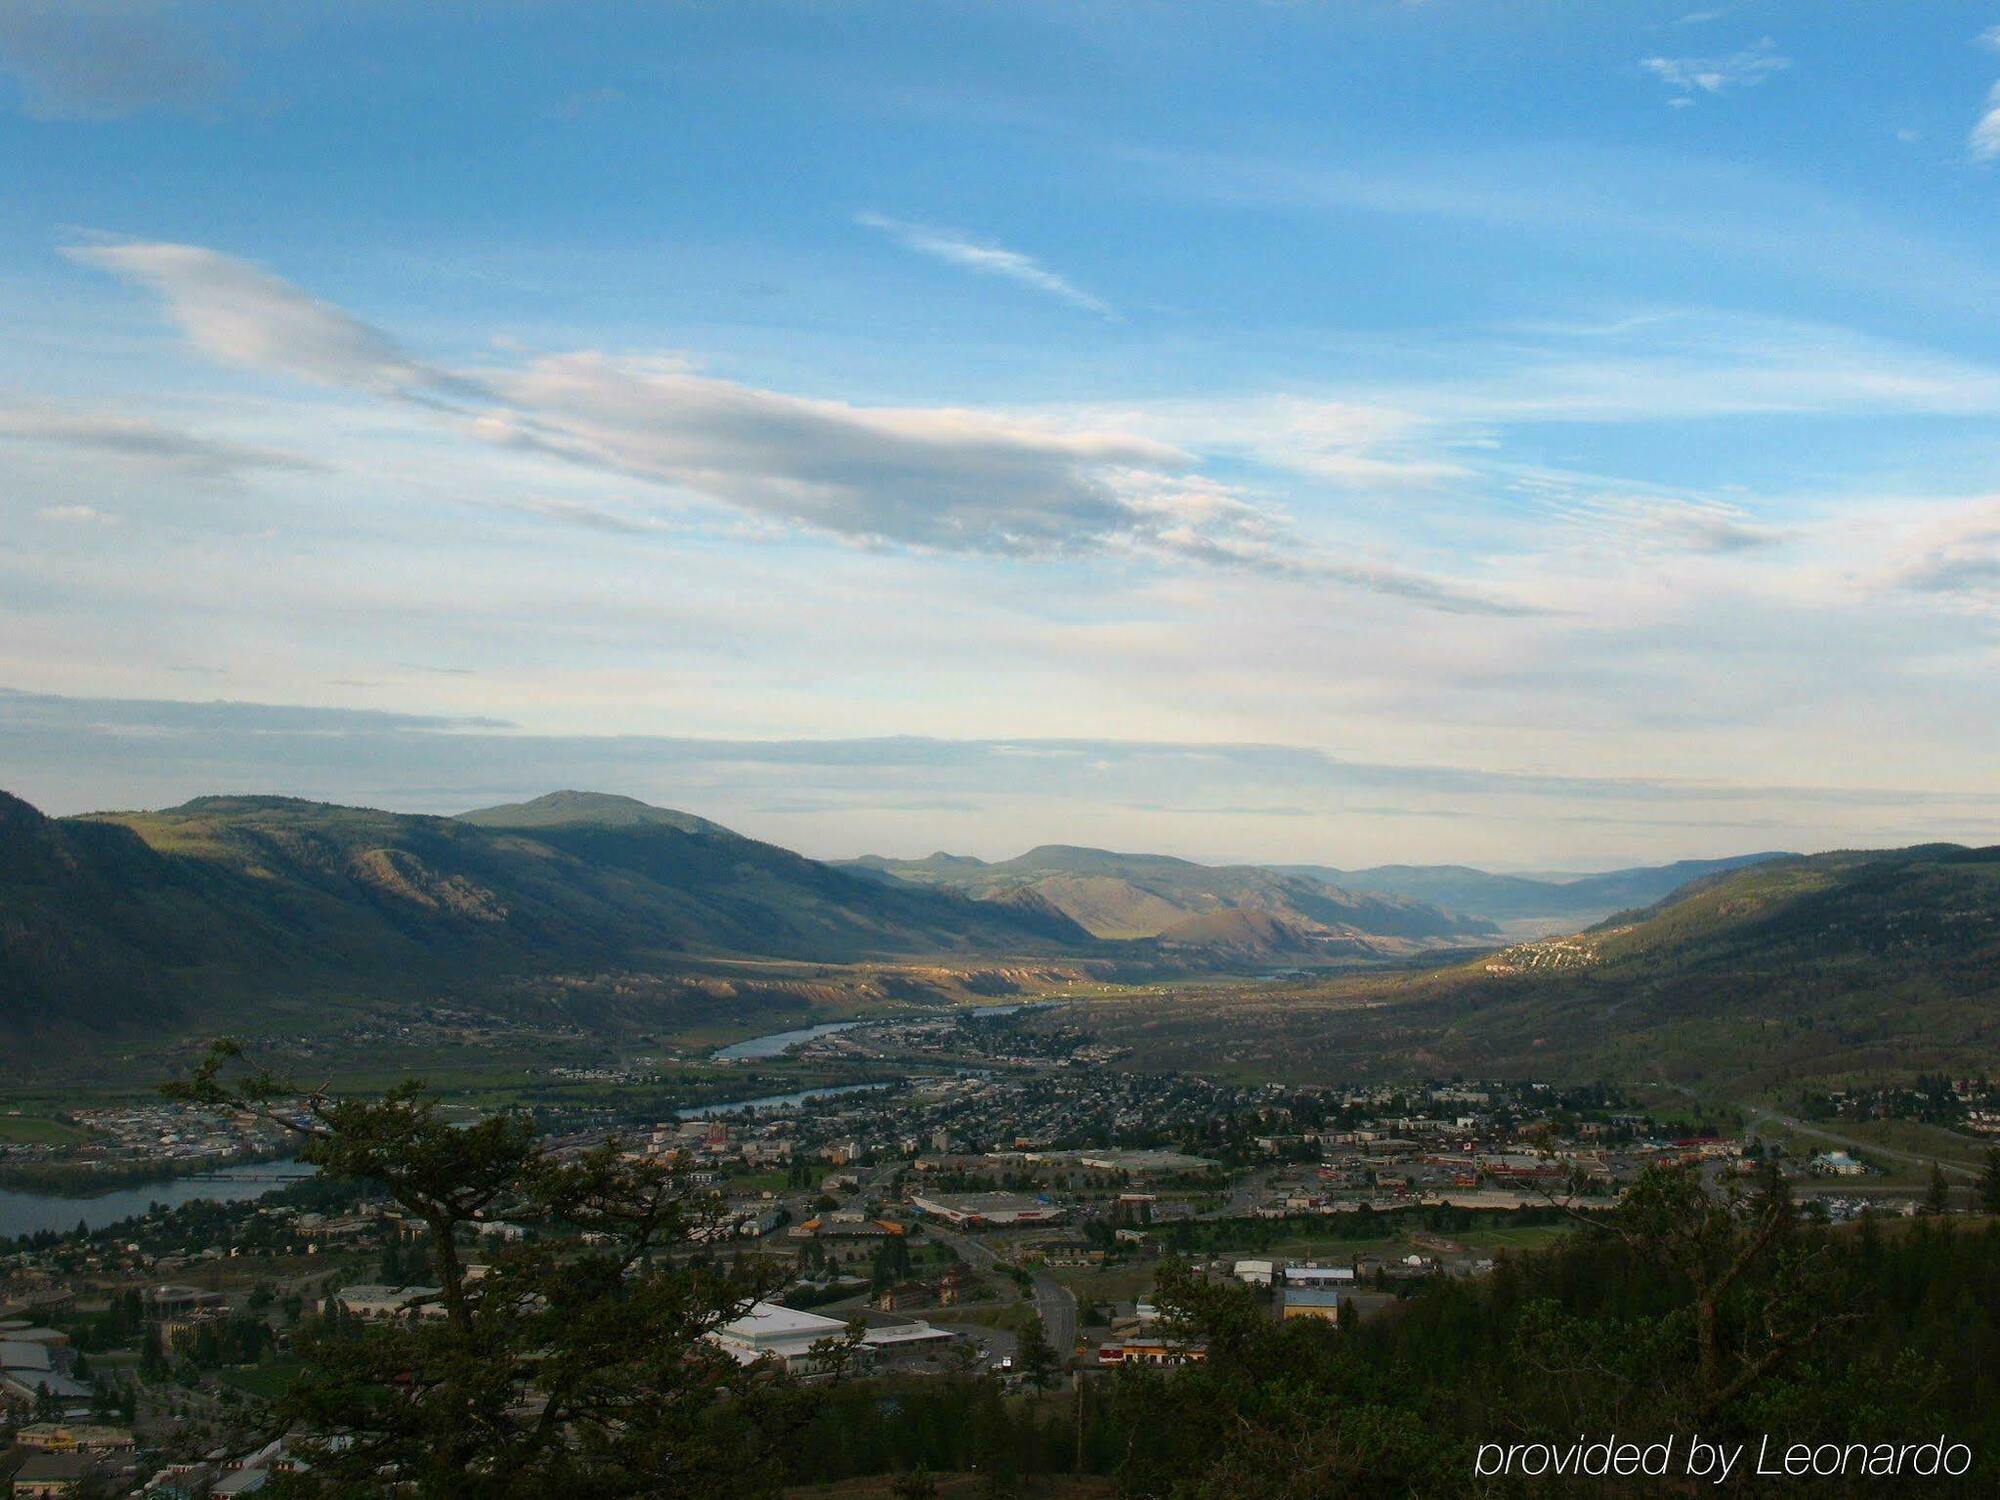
[
  {"x1": 0, "y1": 788, "x2": 1099, "y2": 1059},
  {"x1": 844, "y1": 844, "x2": 1494, "y2": 948},
  {"x1": 1276, "y1": 852, "x2": 1791, "y2": 922},
  {"x1": 1067, "y1": 844, "x2": 2000, "y2": 1094}
]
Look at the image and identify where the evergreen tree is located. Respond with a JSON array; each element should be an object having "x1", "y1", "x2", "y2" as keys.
[
  {"x1": 1014, "y1": 1312, "x2": 1060, "y2": 1391},
  {"x1": 166, "y1": 1040, "x2": 778, "y2": 1498},
  {"x1": 1980, "y1": 1148, "x2": 2000, "y2": 1215},
  {"x1": 1927, "y1": 1160, "x2": 1952, "y2": 1215}
]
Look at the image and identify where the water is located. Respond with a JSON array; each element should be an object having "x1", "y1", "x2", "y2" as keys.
[
  {"x1": 0, "y1": 1158, "x2": 315, "y2": 1240},
  {"x1": 675, "y1": 1083, "x2": 893, "y2": 1119},
  {"x1": 711, "y1": 1021, "x2": 868, "y2": 1061},
  {"x1": 710, "y1": 1002, "x2": 1037, "y2": 1062}
]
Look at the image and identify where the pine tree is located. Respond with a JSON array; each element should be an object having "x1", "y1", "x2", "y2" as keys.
[
  {"x1": 165, "y1": 1039, "x2": 780, "y2": 1498},
  {"x1": 1926, "y1": 1160, "x2": 1952, "y2": 1215},
  {"x1": 1980, "y1": 1148, "x2": 2000, "y2": 1215},
  {"x1": 1015, "y1": 1311, "x2": 1060, "y2": 1391}
]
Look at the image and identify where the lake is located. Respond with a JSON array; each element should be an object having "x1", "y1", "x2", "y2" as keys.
[{"x1": 0, "y1": 1158, "x2": 316, "y2": 1241}]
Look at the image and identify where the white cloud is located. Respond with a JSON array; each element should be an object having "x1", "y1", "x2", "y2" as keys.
[
  {"x1": 63, "y1": 240, "x2": 443, "y2": 393},
  {"x1": 1539, "y1": 493, "x2": 1786, "y2": 556},
  {"x1": 1638, "y1": 37, "x2": 1789, "y2": 98},
  {"x1": 1971, "y1": 80, "x2": 2000, "y2": 160},
  {"x1": 1876, "y1": 497, "x2": 2000, "y2": 601},
  {"x1": 72, "y1": 237, "x2": 1530, "y2": 615},
  {"x1": 856, "y1": 212, "x2": 1113, "y2": 315},
  {"x1": 34, "y1": 503, "x2": 115, "y2": 524},
  {"x1": 0, "y1": 401, "x2": 319, "y2": 484}
]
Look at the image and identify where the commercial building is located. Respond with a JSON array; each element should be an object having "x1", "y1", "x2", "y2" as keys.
[
  {"x1": 1282, "y1": 1264, "x2": 1355, "y2": 1287},
  {"x1": 332, "y1": 1284, "x2": 446, "y2": 1321},
  {"x1": 906, "y1": 1192, "x2": 1064, "y2": 1227},
  {"x1": 709, "y1": 1302, "x2": 954, "y2": 1375}
]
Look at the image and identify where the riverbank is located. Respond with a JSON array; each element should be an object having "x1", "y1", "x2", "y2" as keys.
[
  {"x1": 0, "y1": 1156, "x2": 317, "y2": 1241},
  {"x1": 0, "y1": 1143, "x2": 298, "y2": 1200}
]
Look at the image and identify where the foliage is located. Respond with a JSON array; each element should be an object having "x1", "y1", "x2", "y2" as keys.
[{"x1": 165, "y1": 1041, "x2": 777, "y2": 1498}]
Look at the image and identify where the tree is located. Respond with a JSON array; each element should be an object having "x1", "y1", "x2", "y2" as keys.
[
  {"x1": 1014, "y1": 1311, "x2": 1060, "y2": 1391},
  {"x1": 1530, "y1": 1161, "x2": 1855, "y2": 1427},
  {"x1": 1980, "y1": 1149, "x2": 2000, "y2": 1216},
  {"x1": 164, "y1": 1040, "x2": 777, "y2": 1498},
  {"x1": 1926, "y1": 1160, "x2": 1952, "y2": 1215}
]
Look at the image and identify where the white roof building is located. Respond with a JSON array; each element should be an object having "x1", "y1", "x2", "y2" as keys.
[{"x1": 709, "y1": 1302, "x2": 952, "y2": 1374}]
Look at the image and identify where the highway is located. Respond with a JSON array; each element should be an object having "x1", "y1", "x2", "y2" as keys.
[
  {"x1": 1743, "y1": 1105, "x2": 1981, "y2": 1180},
  {"x1": 925, "y1": 1223, "x2": 1078, "y2": 1361}
]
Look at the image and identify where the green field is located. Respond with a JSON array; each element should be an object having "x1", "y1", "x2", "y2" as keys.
[
  {"x1": 217, "y1": 1357, "x2": 306, "y2": 1401},
  {"x1": 0, "y1": 1114, "x2": 85, "y2": 1144}
]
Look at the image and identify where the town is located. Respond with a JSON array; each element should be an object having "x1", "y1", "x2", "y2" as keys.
[{"x1": 4, "y1": 1006, "x2": 1982, "y2": 1494}]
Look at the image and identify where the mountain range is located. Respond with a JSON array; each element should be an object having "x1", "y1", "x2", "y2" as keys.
[
  {"x1": 1085, "y1": 843, "x2": 2000, "y2": 1092},
  {"x1": 1270, "y1": 853, "x2": 1792, "y2": 924},
  {"x1": 0, "y1": 789, "x2": 1095, "y2": 1050},
  {"x1": 0, "y1": 784, "x2": 1830, "y2": 1084},
  {"x1": 843, "y1": 844, "x2": 1495, "y2": 949}
]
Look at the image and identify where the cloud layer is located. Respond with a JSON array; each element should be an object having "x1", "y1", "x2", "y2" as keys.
[{"x1": 70, "y1": 236, "x2": 1527, "y2": 612}]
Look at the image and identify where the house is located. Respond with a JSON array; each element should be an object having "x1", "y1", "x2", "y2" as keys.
[
  {"x1": 11, "y1": 1451, "x2": 93, "y2": 1497},
  {"x1": 1811, "y1": 1151, "x2": 1869, "y2": 1177}
]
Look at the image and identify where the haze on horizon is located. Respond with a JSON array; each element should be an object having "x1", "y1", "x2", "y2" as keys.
[{"x1": 7, "y1": 3, "x2": 2000, "y2": 869}]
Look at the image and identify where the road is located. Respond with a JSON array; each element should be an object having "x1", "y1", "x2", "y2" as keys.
[
  {"x1": 1743, "y1": 1106, "x2": 1981, "y2": 1180},
  {"x1": 925, "y1": 1223, "x2": 1078, "y2": 1361}
]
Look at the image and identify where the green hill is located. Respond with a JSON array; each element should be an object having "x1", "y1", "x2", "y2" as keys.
[
  {"x1": 843, "y1": 844, "x2": 1494, "y2": 949},
  {"x1": 1070, "y1": 844, "x2": 2000, "y2": 1093},
  {"x1": 1274, "y1": 852, "x2": 1791, "y2": 923},
  {"x1": 0, "y1": 788, "x2": 1098, "y2": 1056}
]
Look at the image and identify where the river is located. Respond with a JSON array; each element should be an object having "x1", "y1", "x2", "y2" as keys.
[
  {"x1": 0, "y1": 1158, "x2": 317, "y2": 1241},
  {"x1": 709, "y1": 1003, "x2": 1037, "y2": 1062},
  {"x1": 710, "y1": 1020, "x2": 870, "y2": 1061}
]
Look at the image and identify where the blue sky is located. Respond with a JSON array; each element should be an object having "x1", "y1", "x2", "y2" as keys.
[{"x1": 7, "y1": 1, "x2": 2000, "y2": 868}]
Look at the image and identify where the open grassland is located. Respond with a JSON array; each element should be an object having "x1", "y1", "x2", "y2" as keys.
[{"x1": 0, "y1": 1113, "x2": 85, "y2": 1144}]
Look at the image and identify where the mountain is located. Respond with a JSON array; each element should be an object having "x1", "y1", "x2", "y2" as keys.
[
  {"x1": 1095, "y1": 844, "x2": 2000, "y2": 1091},
  {"x1": 457, "y1": 790, "x2": 730, "y2": 835},
  {"x1": 1276, "y1": 852, "x2": 1792, "y2": 923},
  {"x1": 842, "y1": 844, "x2": 1495, "y2": 949},
  {"x1": 0, "y1": 789, "x2": 1096, "y2": 1049}
]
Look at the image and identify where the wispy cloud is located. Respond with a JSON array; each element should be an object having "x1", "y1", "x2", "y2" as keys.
[
  {"x1": 62, "y1": 240, "x2": 443, "y2": 393},
  {"x1": 34, "y1": 503, "x2": 116, "y2": 525},
  {"x1": 1639, "y1": 37, "x2": 1789, "y2": 99},
  {"x1": 72, "y1": 236, "x2": 1530, "y2": 615},
  {"x1": 1971, "y1": 81, "x2": 2000, "y2": 160},
  {"x1": 856, "y1": 212, "x2": 1113, "y2": 316},
  {"x1": 1539, "y1": 493, "x2": 1787, "y2": 556},
  {"x1": 0, "y1": 400, "x2": 321, "y2": 485}
]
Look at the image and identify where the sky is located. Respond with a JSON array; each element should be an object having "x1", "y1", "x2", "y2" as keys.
[{"x1": 7, "y1": 1, "x2": 2000, "y2": 870}]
